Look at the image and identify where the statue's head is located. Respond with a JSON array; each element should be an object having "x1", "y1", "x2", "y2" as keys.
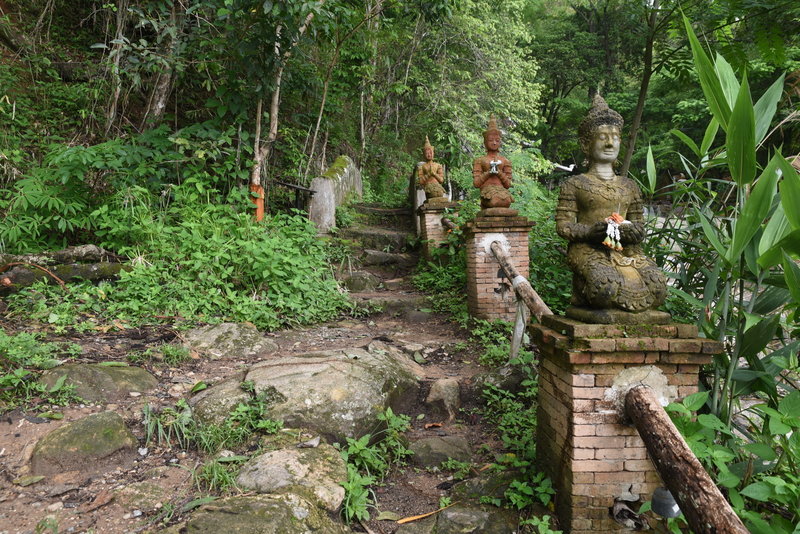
[
  {"x1": 579, "y1": 94, "x2": 623, "y2": 161},
  {"x1": 423, "y1": 135, "x2": 434, "y2": 161},
  {"x1": 483, "y1": 115, "x2": 502, "y2": 151}
]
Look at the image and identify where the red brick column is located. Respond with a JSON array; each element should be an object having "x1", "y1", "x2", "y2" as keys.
[
  {"x1": 464, "y1": 215, "x2": 533, "y2": 322},
  {"x1": 530, "y1": 315, "x2": 721, "y2": 533},
  {"x1": 418, "y1": 202, "x2": 458, "y2": 259}
]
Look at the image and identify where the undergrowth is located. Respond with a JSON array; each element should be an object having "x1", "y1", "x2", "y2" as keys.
[
  {"x1": 0, "y1": 328, "x2": 82, "y2": 410},
  {"x1": 338, "y1": 407, "x2": 413, "y2": 523}
]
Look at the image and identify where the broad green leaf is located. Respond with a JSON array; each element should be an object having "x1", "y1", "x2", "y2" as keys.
[
  {"x1": 757, "y1": 229, "x2": 800, "y2": 268},
  {"x1": 759, "y1": 203, "x2": 791, "y2": 256},
  {"x1": 778, "y1": 390, "x2": 800, "y2": 417},
  {"x1": 739, "y1": 314, "x2": 779, "y2": 361},
  {"x1": 726, "y1": 74, "x2": 756, "y2": 187},
  {"x1": 701, "y1": 118, "x2": 720, "y2": 156},
  {"x1": 717, "y1": 469, "x2": 740, "y2": 488},
  {"x1": 684, "y1": 16, "x2": 730, "y2": 130},
  {"x1": 697, "y1": 211, "x2": 729, "y2": 260},
  {"x1": 714, "y1": 53, "x2": 740, "y2": 108},
  {"x1": 727, "y1": 153, "x2": 780, "y2": 262},
  {"x1": 670, "y1": 129, "x2": 700, "y2": 158},
  {"x1": 645, "y1": 145, "x2": 656, "y2": 195},
  {"x1": 783, "y1": 252, "x2": 800, "y2": 304},
  {"x1": 751, "y1": 284, "x2": 792, "y2": 315},
  {"x1": 698, "y1": 413, "x2": 730, "y2": 433},
  {"x1": 754, "y1": 73, "x2": 785, "y2": 144},
  {"x1": 776, "y1": 154, "x2": 800, "y2": 229},
  {"x1": 682, "y1": 391, "x2": 709, "y2": 411},
  {"x1": 743, "y1": 443, "x2": 777, "y2": 461},
  {"x1": 769, "y1": 417, "x2": 792, "y2": 435},
  {"x1": 740, "y1": 482, "x2": 773, "y2": 502}
]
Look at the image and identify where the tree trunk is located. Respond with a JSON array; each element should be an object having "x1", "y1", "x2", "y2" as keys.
[
  {"x1": 489, "y1": 242, "x2": 553, "y2": 321},
  {"x1": 625, "y1": 386, "x2": 749, "y2": 534},
  {"x1": 141, "y1": 2, "x2": 181, "y2": 129},
  {"x1": 620, "y1": 0, "x2": 659, "y2": 178},
  {"x1": 105, "y1": 0, "x2": 128, "y2": 135}
]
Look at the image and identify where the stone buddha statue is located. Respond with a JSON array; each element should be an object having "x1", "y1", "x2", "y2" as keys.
[
  {"x1": 417, "y1": 136, "x2": 447, "y2": 203},
  {"x1": 556, "y1": 95, "x2": 667, "y2": 323},
  {"x1": 473, "y1": 115, "x2": 515, "y2": 215}
]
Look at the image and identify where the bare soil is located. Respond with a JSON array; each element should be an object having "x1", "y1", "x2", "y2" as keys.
[{"x1": 0, "y1": 305, "x2": 504, "y2": 534}]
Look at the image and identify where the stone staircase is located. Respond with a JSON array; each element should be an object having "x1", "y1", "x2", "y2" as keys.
[{"x1": 334, "y1": 204, "x2": 429, "y2": 318}]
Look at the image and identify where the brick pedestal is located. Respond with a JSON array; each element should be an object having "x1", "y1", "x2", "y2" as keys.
[
  {"x1": 530, "y1": 315, "x2": 721, "y2": 534},
  {"x1": 465, "y1": 215, "x2": 533, "y2": 322},
  {"x1": 418, "y1": 202, "x2": 458, "y2": 258}
]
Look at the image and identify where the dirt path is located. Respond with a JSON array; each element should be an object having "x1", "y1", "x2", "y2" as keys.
[{"x1": 0, "y1": 207, "x2": 513, "y2": 534}]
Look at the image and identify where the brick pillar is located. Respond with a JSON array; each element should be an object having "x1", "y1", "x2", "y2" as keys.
[
  {"x1": 530, "y1": 315, "x2": 721, "y2": 534},
  {"x1": 418, "y1": 202, "x2": 458, "y2": 258},
  {"x1": 465, "y1": 215, "x2": 533, "y2": 322}
]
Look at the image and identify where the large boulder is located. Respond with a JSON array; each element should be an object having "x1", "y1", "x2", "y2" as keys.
[
  {"x1": 191, "y1": 342, "x2": 422, "y2": 441},
  {"x1": 159, "y1": 493, "x2": 351, "y2": 534},
  {"x1": 236, "y1": 443, "x2": 346, "y2": 512},
  {"x1": 30, "y1": 411, "x2": 137, "y2": 476},
  {"x1": 40, "y1": 363, "x2": 157, "y2": 402},
  {"x1": 187, "y1": 370, "x2": 251, "y2": 423},
  {"x1": 182, "y1": 323, "x2": 279, "y2": 360}
]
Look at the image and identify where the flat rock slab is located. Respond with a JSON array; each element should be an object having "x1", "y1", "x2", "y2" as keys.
[
  {"x1": 361, "y1": 249, "x2": 417, "y2": 267},
  {"x1": 158, "y1": 493, "x2": 350, "y2": 534},
  {"x1": 191, "y1": 342, "x2": 422, "y2": 441},
  {"x1": 410, "y1": 435, "x2": 472, "y2": 467},
  {"x1": 30, "y1": 411, "x2": 137, "y2": 476},
  {"x1": 437, "y1": 504, "x2": 518, "y2": 533},
  {"x1": 236, "y1": 443, "x2": 346, "y2": 511},
  {"x1": 40, "y1": 363, "x2": 157, "y2": 402},
  {"x1": 182, "y1": 323, "x2": 279, "y2": 359}
]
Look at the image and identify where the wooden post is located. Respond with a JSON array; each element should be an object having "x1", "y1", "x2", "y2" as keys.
[
  {"x1": 489, "y1": 241, "x2": 553, "y2": 321},
  {"x1": 625, "y1": 385, "x2": 749, "y2": 534}
]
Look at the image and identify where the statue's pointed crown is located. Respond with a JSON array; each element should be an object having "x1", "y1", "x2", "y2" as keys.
[
  {"x1": 483, "y1": 114, "x2": 501, "y2": 139},
  {"x1": 424, "y1": 135, "x2": 433, "y2": 150},
  {"x1": 579, "y1": 94, "x2": 624, "y2": 150}
]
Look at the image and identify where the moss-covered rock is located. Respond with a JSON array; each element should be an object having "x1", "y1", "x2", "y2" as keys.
[
  {"x1": 409, "y1": 436, "x2": 472, "y2": 467},
  {"x1": 236, "y1": 443, "x2": 346, "y2": 512},
  {"x1": 30, "y1": 411, "x2": 137, "y2": 476},
  {"x1": 182, "y1": 323, "x2": 279, "y2": 360},
  {"x1": 40, "y1": 363, "x2": 157, "y2": 402},
  {"x1": 158, "y1": 493, "x2": 351, "y2": 534}
]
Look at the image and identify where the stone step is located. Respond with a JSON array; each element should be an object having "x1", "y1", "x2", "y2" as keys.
[
  {"x1": 361, "y1": 249, "x2": 417, "y2": 268},
  {"x1": 350, "y1": 292, "x2": 429, "y2": 317},
  {"x1": 352, "y1": 203, "x2": 415, "y2": 231},
  {"x1": 340, "y1": 226, "x2": 416, "y2": 253}
]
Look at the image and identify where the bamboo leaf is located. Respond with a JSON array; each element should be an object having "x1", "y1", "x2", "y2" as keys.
[
  {"x1": 783, "y1": 252, "x2": 800, "y2": 304},
  {"x1": 776, "y1": 155, "x2": 800, "y2": 229},
  {"x1": 757, "y1": 229, "x2": 800, "y2": 268},
  {"x1": 739, "y1": 314, "x2": 780, "y2": 361},
  {"x1": 714, "y1": 53, "x2": 740, "y2": 109},
  {"x1": 700, "y1": 117, "x2": 720, "y2": 156},
  {"x1": 645, "y1": 145, "x2": 657, "y2": 195},
  {"x1": 727, "y1": 153, "x2": 780, "y2": 262},
  {"x1": 684, "y1": 16, "x2": 730, "y2": 130},
  {"x1": 754, "y1": 73, "x2": 785, "y2": 144},
  {"x1": 670, "y1": 129, "x2": 700, "y2": 158},
  {"x1": 726, "y1": 74, "x2": 756, "y2": 187},
  {"x1": 758, "y1": 203, "x2": 791, "y2": 257},
  {"x1": 697, "y1": 210, "x2": 729, "y2": 260}
]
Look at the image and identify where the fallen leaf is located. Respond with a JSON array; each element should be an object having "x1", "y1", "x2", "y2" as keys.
[
  {"x1": 424, "y1": 423, "x2": 442, "y2": 429},
  {"x1": 376, "y1": 511, "x2": 401, "y2": 521},
  {"x1": 79, "y1": 489, "x2": 114, "y2": 513},
  {"x1": 13, "y1": 475, "x2": 45, "y2": 487}
]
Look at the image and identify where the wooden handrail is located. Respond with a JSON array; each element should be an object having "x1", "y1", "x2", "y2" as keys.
[
  {"x1": 625, "y1": 386, "x2": 749, "y2": 534},
  {"x1": 489, "y1": 241, "x2": 552, "y2": 321}
]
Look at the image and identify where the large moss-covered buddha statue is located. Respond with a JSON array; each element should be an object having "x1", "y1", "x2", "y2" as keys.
[{"x1": 556, "y1": 95, "x2": 668, "y2": 323}]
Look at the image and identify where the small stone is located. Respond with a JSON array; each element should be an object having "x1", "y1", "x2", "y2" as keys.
[
  {"x1": 46, "y1": 502, "x2": 64, "y2": 512},
  {"x1": 138, "y1": 448, "x2": 148, "y2": 456},
  {"x1": 123, "y1": 513, "x2": 131, "y2": 519},
  {"x1": 129, "y1": 392, "x2": 141, "y2": 397},
  {"x1": 132, "y1": 509, "x2": 142, "y2": 517}
]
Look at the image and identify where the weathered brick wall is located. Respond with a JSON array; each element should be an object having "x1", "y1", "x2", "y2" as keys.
[
  {"x1": 530, "y1": 315, "x2": 721, "y2": 534},
  {"x1": 464, "y1": 216, "x2": 533, "y2": 322},
  {"x1": 418, "y1": 203, "x2": 458, "y2": 258}
]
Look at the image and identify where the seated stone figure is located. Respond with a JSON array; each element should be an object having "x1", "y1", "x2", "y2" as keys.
[
  {"x1": 417, "y1": 136, "x2": 447, "y2": 202},
  {"x1": 473, "y1": 115, "x2": 514, "y2": 213},
  {"x1": 556, "y1": 95, "x2": 667, "y2": 322}
]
